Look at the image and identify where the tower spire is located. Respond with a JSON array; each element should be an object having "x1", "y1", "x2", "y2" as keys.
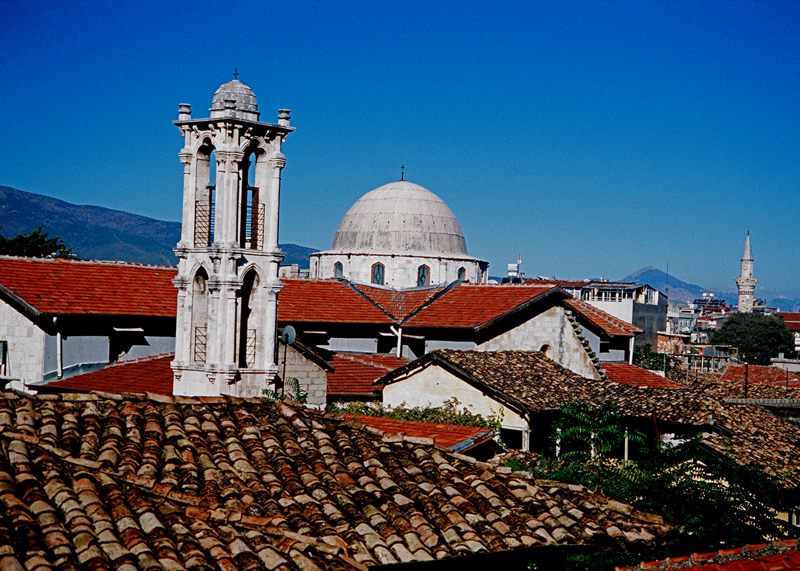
[{"x1": 735, "y1": 233, "x2": 757, "y2": 312}]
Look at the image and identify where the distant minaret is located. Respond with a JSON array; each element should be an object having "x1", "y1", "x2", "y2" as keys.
[{"x1": 735, "y1": 233, "x2": 757, "y2": 313}]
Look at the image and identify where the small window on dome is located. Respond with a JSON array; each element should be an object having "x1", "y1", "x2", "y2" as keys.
[
  {"x1": 417, "y1": 265, "x2": 430, "y2": 287},
  {"x1": 371, "y1": 263, "x2": 384, "y2": 285},
  {"x1": 458, "y1": 267, "x2": 466, "y2": 281},
  {"x1": 334, "y1": 262, "x2": 343, "y2": 279}
]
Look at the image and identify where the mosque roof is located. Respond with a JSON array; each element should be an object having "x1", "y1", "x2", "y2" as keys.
[
  {"x1": 210, "y1": 79, "x2": 259, "y2": 120},
  {"x1": 328, "y1": 180, "x2": 471, "y2": 257}
]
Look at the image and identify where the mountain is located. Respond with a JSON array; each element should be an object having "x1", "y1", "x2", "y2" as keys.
[
  {"x1": 621, "y1": 266, "x2": 800, "y2": 312},
  {"x1": 0, "y1": 186, "x2": 317, "y2": 267}
]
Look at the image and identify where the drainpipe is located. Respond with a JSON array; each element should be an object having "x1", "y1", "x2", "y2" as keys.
[
  {"x1": 629, "y1": 337, "x2": 634, "y2": 364},
  {"x1": 53, "y1": 317, "x2": 63, "y2": 379},
  {"x1": 390, "y1": 326, "x2": 402, "y2": 358}
]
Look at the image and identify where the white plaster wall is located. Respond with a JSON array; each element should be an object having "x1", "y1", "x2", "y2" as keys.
[
  {"x1": 586, "y1": 300, "x2": 634, "y2": 324},
  {"x1": 311, "y1": 252, "x2": 483, "y2": 288},
  {"x1": 0, "y1": 300, "x2": 45, "y2": 383},
  {"x1": 477, "y1": 306, "x2": 600, "y2": 379},
  {"x1": 382, "y1": 366, "x2": 528, "y2": 432}
]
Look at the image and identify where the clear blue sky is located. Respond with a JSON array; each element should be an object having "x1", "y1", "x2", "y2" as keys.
[{"x1": 1, "y1": 0, "x2": 798, "y2": 298}]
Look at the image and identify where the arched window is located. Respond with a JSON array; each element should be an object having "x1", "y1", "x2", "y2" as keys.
[
  {"x1": 334, "y1": 262, "x2": 343, "y2": 279},
  {"x1": 458, "y1": 267, "x2": 466, "y2": 281},
  {"x1": 192, "y1": 268, "x2": 209, "y2": 365},
  {"x1": 371, "y1": 263, "x2": 385, "y2": 285},
  {"x1": 238, "y1": 270, "x2": 259, "y2": 368},
  {"x1": 194, "y1": 143, "x2": 216, "y2": 247},
  {"x1": 417, "y1": 265, "x2": 430, "y2": 287}
]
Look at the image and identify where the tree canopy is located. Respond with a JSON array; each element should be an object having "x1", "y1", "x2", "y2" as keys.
[
  {"x1": 709, "y1": 312, "x2": 794, "y2": 365},
  {"x1": 0, "y1": 226, "x2": 72, "y2": 258}
]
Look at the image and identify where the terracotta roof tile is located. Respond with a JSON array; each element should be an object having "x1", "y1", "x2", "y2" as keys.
[
  {"x1": 720, "y1": 364, "x2": 800, "y2": 387},
  {"x1": 343, "y1": 415, "x2": 494, "y2": 451},
  {"x1": 603, "y1": 363, "x2": 685, "y2": 388},
  {"x1": 403, "y1": 284, "x2": 558, "y2": 329},
  {"x1": 777, "y1": 312, "x2": 800, "y2": 331},
  {"x1": 352, "y1": 284, "x2": 446, "y2": 321},
  {"x1": 278, "y1": 279, "x2": 394, "y2": 324},
  {"x1": 617, "y1": 538, "x2": 800, "y2": 570},
  {"x1": 327, "y1": 354, "x2": 407, "y2": 396},
  {"x1": 41, "y1": 354, "x2": 174, "y2": 394},
  {"x1": 0, "y1": 256, "x2": 177, "y2": 316},
  {"x1": 565, "y1": 298, "x2": 642, "y2": 337},
  {"x1": 0, "y1": 391, "x2": 676, "y2": 570}
]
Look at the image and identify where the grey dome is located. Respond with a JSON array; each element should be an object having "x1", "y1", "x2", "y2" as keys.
[
  {"x1": 331, "y1": 180, "x2": 469, "y2": 255},
  {"x1": 210, "y1": 80, "x2": 260, "y2": 121}
]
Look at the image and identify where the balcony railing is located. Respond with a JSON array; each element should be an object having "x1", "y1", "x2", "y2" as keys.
[
  {"x1": 193, "y1": 327, "x2": 207, "y2": 366},
  {"x1": 244, "y1": 203, "x2": 265, "y2": 250},
  {"x1": 195, "y1": 200, "x2": 215, "y2": 247}
]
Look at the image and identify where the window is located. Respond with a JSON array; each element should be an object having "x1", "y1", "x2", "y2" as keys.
[
  {"x1": 371, "y1": 263, "x2": 384, "y2": 285},
  {"x1": 417, "y1": 265, "x2": 429, "y2": 287},
  {"x1": 334, "y1": 262, "x2": 343, "y2": 279},
  {"x1": 458, "y1": 267, "x2": 466, "y2": 281}
]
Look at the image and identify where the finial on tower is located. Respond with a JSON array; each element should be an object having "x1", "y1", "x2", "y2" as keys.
[
  {"x1": 233, "y1": 68, "x2": 239, "y2": 80},
  {"x1": 400, "y1": 165, "x2": 405, "y2": 181}
]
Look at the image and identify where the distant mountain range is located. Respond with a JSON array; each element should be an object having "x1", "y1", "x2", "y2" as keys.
[
  {"x1": 0, "y1": 186, "x2": 317, "y2": 267},
  {"x1": 620, "y1": 266, "x2": 800, "y2": 313}
]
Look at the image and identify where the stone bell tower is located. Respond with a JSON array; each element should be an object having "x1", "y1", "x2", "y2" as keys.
[
  {"x1": 171, "y1": 78, "x2": 294, "y2": 397},
  {"x1": 735, "y1": 232, "x2": 757, "y2": 313}
]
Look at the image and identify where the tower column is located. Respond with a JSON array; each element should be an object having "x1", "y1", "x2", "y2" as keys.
[{"x1": 266, "y1": 153, "x2": 285, "y2": 252}]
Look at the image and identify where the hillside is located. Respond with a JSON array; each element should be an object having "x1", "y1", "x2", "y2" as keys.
[{"x1": 0, "y1": 186, "x2": 317, "y2": 267}]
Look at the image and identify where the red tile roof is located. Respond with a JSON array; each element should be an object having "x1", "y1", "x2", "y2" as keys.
[
  {"x1": 603, "y1": 363, "x2": 686, "y2": 389},
  {"x1": 617, "y1": 538, "x2": 800, "y2": 570},
  {"x1": 278, "y1": 279, "x2": 394, "y2": 324},
  {"x1": 404, "y1": 284, "x2": 559, "y2": 329},
  {"x1": 353, "y1": 283, "x2": 446, "y2": 320},
  {"x1": 721, "y1": 364, "x2": 800, "y2": 387},
  {"x1": 565, "y1": 298, "x2": 642, "y2": 337},
  {"x1": 327, "y1": 353, "x2": 408, "y2": 396},
  {"x1": 344, "y1": 414, "x2": 494, "y2": 451},
  {"x1": 42, "y1": 354, "x2": 174, "y2": 394},
  {"x1": 778, "y1": 312, "x2": 800, "y2": 331},
  {"x1": 0, "y1": 256, "x2": 177, "y2": 316}
]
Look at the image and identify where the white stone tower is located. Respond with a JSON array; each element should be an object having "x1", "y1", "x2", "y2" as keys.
[
  {"x1": 735, "y1": 233, "x2": 757, "y2": 313},
  {"x1": 171, "y1": 78, "x2": 293, "y2": 397}
]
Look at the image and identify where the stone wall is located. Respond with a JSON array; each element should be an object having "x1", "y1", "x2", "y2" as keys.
[
  {"x1": 278, "y1": 344, "x2": 328, "y2": 408},
  {"x1": 0, "y1": 300, "x2": 45, "y2": 383},
  {"x1": 478, "y1": 306, "x2": 601, "y2": 379}
]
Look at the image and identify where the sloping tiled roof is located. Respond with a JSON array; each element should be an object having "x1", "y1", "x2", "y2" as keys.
[
  {"x1": 403, "y1": 284, "x2": 560, "y2": 329},
  {"x1": 565, "y1": 298, "x2": 642, "y2": 337},
  {"x1": 777, "y1": 312, "x2": 800, "y2": 331},
  {"x1": 41, "y1": 354, "x2": 174, "y2": 394},
  {"x1": 343, "y1": 415, "x2": 494, "y2": 451},
  {"x1": 0, "y1": 256, "x2": 177, "y2": 316},
  {"x1": 720, "y1": 364, "x2": 800, "y2": 387},
  {"x1": 382, "y1": 350, "x2": 800, "y2": 482},
  {"x1": 617, "y1": 538, "x2": 800, "y2": 570},
  {"x1": 351, "y1": 283, "x2": 446, "y2": 321},
  {"x1": 278, "y1": 279, "x2": 394, "y2": 324},
  {"x1": 327, "y1": 353, "x2": 407, "y2": 396},
  {"x1": 602, "y1": 363, "x2": 685, "y2": 389},
  {"x1": 0, "y1": 391, "x2": 676, "y2": 570}
]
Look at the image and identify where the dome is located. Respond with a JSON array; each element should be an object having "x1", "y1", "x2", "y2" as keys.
[
  {"x1": 210, "y1": 80, "x2": 260, "y2": 121},
  {"x1": 331, "y1": 180, "x2": 469, "y2": 256}
]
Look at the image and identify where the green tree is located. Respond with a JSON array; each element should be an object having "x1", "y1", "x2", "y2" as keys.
[
  {"x1": 633, "y1": 343, "x2": 681, "y2": 375},
  {"x1": 512, "y1": 402, "x2": 800, "y2": 567},
  {"x1": 709, "y1": 312, "x2": 794, "y2": 365},
  {"x1": 0, "y1": 226, "x2": 72, "y2": 258}
]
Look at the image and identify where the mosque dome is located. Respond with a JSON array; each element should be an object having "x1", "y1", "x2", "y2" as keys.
[
  {"x1": 210, "y1": 80, "x2": 260, "y2": 120},
  {"x1": 331, "y1": 180, "x2": 469, "y2": 256}
]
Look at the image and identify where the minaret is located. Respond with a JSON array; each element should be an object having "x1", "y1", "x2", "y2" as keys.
[
  {"x1": 735, "y1": 233, "x2": 757, "y2": 313},
  {"x1": 171, "y1": 78, "x2": 294, "y2": 397}
]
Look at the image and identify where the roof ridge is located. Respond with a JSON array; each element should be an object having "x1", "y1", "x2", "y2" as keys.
[
  {"x1": 0, "y1": 255, "x2": 174, "y2": 269},
  {"x1": 106, "y1": 352, "x2": 175, "y2": 369}
]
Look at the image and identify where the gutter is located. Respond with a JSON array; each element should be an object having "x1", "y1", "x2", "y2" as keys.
[{"x1": 0, "y1": 283, "x2": 42, "y2": 319}]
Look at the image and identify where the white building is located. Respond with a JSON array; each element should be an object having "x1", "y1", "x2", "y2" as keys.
[{"x1": 310, "y1": 180, "x2": 488, "y2": 288}]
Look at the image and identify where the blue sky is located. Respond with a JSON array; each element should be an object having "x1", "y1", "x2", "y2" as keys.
[{"x1": 1, "y1": 0, "x2": 798, "y2": 297}]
